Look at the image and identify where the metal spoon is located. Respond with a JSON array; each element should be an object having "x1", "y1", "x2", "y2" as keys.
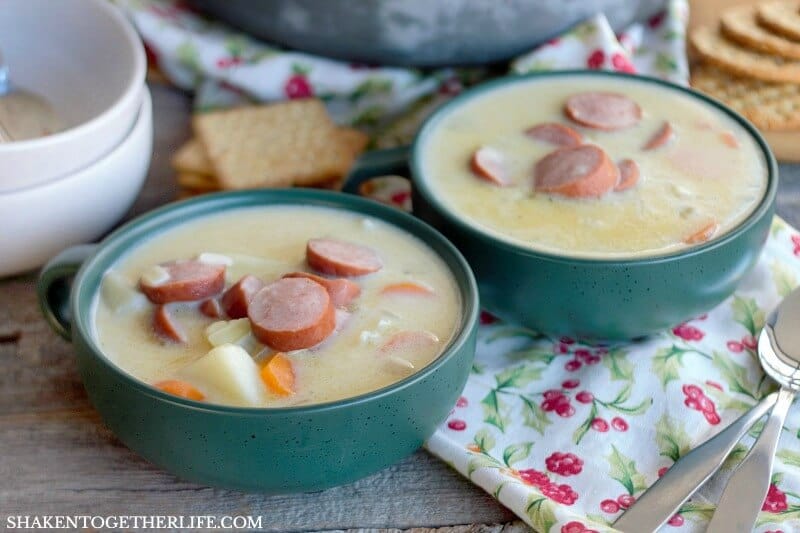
[
  {"x1": 705, "y1": 288, "x2": 800, "y2": 532},
  {"x1": 0, "y1": 50, "x2": 62, "y2": 142}
]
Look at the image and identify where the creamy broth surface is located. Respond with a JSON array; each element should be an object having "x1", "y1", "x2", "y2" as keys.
[
  {"x1": 421, "y1": 76, "x2": 768, "y2": 258},
  {"x1": 92, "y1": 206, "x2": 461, "y2": 408}
]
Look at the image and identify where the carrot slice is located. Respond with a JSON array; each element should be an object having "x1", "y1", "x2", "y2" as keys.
[
  {"x1": 684, "y1": 221, "x2": 719, "y2": 245},
  {"x1": 154, "y1": 380, "x2": 205, "y2": 401},
  {"x1": 720, "y1": 131, "x2": 739, "y2": 149},
  {"x1": 260, "y1": 353, "x2": 295, "y2": 396},
  {"x1": 381, "y1": 282, "x2": 435, "y2": 296}
]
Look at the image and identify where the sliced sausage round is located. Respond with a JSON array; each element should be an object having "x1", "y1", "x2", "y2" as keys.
[
  {"x1": 470, "y1": 146, "x2": 511, "y2": 186},
  {"x1": 283, "y1": 272, "x2": 361, "y2": 308},
  {"x1": 248, "y1": 277, "x2": 336, "y2": 351},
  {"x1": 614, "y1": 159, "x2": 640, "y2": 192},
  {"x1": 222, "y1": 275, "x2": 265, "y2": 319},
  {"x1": 534, "y1": 145, "x2": 618, "y2": 198},
  {"x1": 564, "y1": 92, "x2": 642, "y2": 130},
  {"x1": 199, "y1": 298, "x2": 222, "y2": 319},
  {"x1": 307, "y1": 238, "x2": 382, "y2": 277},
  {"x1": 140, "y1": 260, "x2": 225, "y2": 304},
  {"x1": 525, "y1": 123, "x2": 583, "y2": 147},
  {"x1": 643, "y1": 121, "x2": 674, "y2": 150},
  {"x1": 153, "y1": 305, "x2": 186, "y2": 343}
]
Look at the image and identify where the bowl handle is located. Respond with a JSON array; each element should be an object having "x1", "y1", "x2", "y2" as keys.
[
  {"x1": 342, "y1": 146, "x2": 411, "y2": 194},
  {"x1": 37, "y1": 244, "x2": 98, "y2": 340}
]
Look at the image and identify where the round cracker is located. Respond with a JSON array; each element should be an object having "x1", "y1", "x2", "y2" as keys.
[
  {"x1": 757, "y1": 1, "x2": 800, "y2": 42},
  {"x1": 691, "y1": 26, "x2": 800, "y2": 83},
  {"x1": 721, "y1": 4, "x2": 800, "y2": 59},
  {"x1": 690, "y1": 63, "x2": 800, "y2": 131}
]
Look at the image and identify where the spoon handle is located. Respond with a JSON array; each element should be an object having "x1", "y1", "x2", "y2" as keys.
[
  {"x1": 706, "y1": 387, "x2": 795, "y2": 533},
  {"x1": 613, "y1": 391, "x2": 778, "y2": 533}
]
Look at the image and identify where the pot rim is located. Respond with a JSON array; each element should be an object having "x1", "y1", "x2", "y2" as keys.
[
  {"x1": 410, "y1": 69, "x2": 778, "y2": 266},
  {"x1": 70, "y1": 189, "x2": 479, "y2": 415}
]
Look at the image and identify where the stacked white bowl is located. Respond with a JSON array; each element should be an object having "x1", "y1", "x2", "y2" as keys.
[{"x1": 0, "y1": 0, "x2": 151, "y2": 276}]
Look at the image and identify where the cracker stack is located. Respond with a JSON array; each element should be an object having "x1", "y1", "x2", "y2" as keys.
[
  {"x1": 172, "y1": 99, "x2": 369, "y2": 198},
  {"x1": 689, "y1": 2, "x2": 800, "y2": 133}
]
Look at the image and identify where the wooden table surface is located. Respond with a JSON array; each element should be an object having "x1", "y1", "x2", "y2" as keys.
[{"x1": 2, "y1": 83, "x2": 798, "y2": 532}]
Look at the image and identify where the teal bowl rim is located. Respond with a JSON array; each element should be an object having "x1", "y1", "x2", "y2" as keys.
[
  {"x1": 70, "y1": 189, "x2": 479, "y2": 416},
  {"x1": 410, "y1": 69, "x2": 779, "y2": 266}
]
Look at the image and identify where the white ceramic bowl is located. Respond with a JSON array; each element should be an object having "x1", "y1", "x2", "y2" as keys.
[
  {"x1": 0, "y1": 0, "x2": 146, "y2": 191},
  {"x1": 0, "y1": 87, "x2": 152, "y2": 277}
]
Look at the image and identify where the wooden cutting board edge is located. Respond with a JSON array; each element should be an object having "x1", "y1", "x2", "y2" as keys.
[{"x1": 689, "y1": 0, "x2": 800, "y2": 162}]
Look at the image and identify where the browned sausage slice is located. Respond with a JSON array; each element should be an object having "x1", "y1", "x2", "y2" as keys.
[
  {"x1": 644, "y1": 121, "x2": 674, "y2": 150},
  {"x1": 153, "y1": 305, "x2": 186, "y2": 343},
  {"x1": 470, "y1": 146, "x2": 511, "y2": 186},
  {"x1": 525, "y1": 123, "x2": 583, "y2": 147},
  {"x1": 614, "y1": 159, "x2": 640, "y2": 192},
  {"x1": 221, "y1": 275, "x2": 265, "y2": 319},
  {"x1": 248, "y1": 277, "x2": 336, "y2": 351},
  {"x1": 534, "y1": 145, "x2": 618, "y2": 198},
  {"x1": 307, "y1": 238, "x2": 382, "y2": 277},
  {"x1": 140, "y1": 260, "x2": 225, "y2": 304},
  {"x1": 564, "y1": 92, "x2": 642, "y2": 130},
  {"x1": 199, "y1": 299, "x2": 222, "y2": 319},
  {"x1": 283, "y1": 272, "x2": 361, "y2": 308}
]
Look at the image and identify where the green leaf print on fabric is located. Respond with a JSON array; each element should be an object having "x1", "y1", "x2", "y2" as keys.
[
  {"x1": 721, "y1": 443, "x2": 749, "y2": 471},
  {"x1": 652, "y1": 345, "x2": 688, "y2": 387},
  {"x1": 467, "y1": 453, "x2": 504, "y2": 477},
  {"x1": 526, "y1": 497, "x2": 558, "y2": 533},
  {"x1": 603, "y1": 348, "x2": 634, "y2": 381},
  {"x1": 679, "y1": 501, "x2": 716, "y2": 522},
  {"x1": 176, "y1": 41, "x2": 202, "y2": 72},
  {"x1": 223, "y1": 36, "x2": 247, "y2": 58},
  {"x1": 656, "y1": 414, "x2": 692, "y2": 462},
  {"x1": 706, "y1": 385, "x2": 755, "y2": 414},
  {"x1": 772, "y1": 261, "x2": 799, "y2": 298},
  {"x1": 521, "y1": 396, "x2": 552, "y2": 435},
  {"x1": 349, "y1": 78, "x2": 394, "y2": 102},
  {"x1": 778, "y1": 448, "x2": 800, "y2": 469},
  {"x1": 496, "y1": 364, "x2": 543, "y2": 389},
  {"x1": 607, "y1": 445, "x2": 648, "y2": 495},
  {"x1": 711, "y1": 351, "x2": 761, "y2": 400},
  {"x1": 482, "y1": 390, "x2": 510, "y2": 432},
  {"x1": 503, "y1": 442, "x2": 534, "y2": 466},
  {"x1": 473, "y1": 428, "x2": 496, "y2": 454},
  {"x1": 731, "y1": 295, "x2": 766, "y2": 337},
  {"x1": 655, "y1": 52, "x2": 678, "y2": 72}
]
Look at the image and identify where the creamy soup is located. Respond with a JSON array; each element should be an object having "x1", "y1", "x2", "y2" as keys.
[
  {"x1": 92, "y1": 206, "x2": 461, "y2": 408},
  {"x1": 421, "y1": 76, "x2": 768, "y2": 258}
]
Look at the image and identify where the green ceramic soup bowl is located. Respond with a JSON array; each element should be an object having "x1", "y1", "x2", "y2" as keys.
[
  {"x1": 403, "y1": 70, "x2": 777, "y2": 340},
  {"x1": 37, "y1": 189, "x2": 479, "y2": 493}
]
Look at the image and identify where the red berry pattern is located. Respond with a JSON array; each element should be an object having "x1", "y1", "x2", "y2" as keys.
[
  {"x1": 284, "y1": 74, "x2": 314, "y2": 99},
  {"x1": 658, "y1": 466, "x2": 669, "y2": 477},
  {"x1": 576, "y1": 391, "x2": 594, "y2": 404},
  {"x1": 682, "y1": 384, "x2": 720, "y2": 424},
  {"x1": 447, "y1": 419, "x2": 466, "y2": 431},
  {"x1": 667, "y1": 514, "x2": 684, "y2": 527},
  {"x1": 792, "y1": 234, "x2": 800, "y2": 256},
  {"x1": 600, "y1": 498, "x2": 620, "y2": 513},
  {"x1": 617, "y1": 494, "x2": 636, "y2": 508},
  {"x1": 762, "y1": 483, "x2": 788, "y2": 513},
  {"x1": 455, "y1": 396, "x2": 468, "y2": 408},
  {"x1": 541, "y1": 481, "x2": 579, "y2": 505},
  {"x1": 565, "y1": 359, "x2": 582, "y2": 372},
  {"x1": 727, "y1": 340, "x2": 744, "y2": 352},
  {"x1": 611, "y1": 417, "x2": 629, "y2": 432},
  {"x1": 742, "y1": 334, "x2": 758, "y2": 350},
  {"x1": 611, "y1": 52, "x2": 636, "y2": 73},
  {"x1": 479, "y1": 311, "x2": 498, "y2": 324},
  {"x1": 587, "y1": 49, "x2": 605, "y2": 69},
  {"x1": 518, "y1": 468, "x2": 549, "y2": 487},
  {"x1": 517, "y1": 468, "x2": 578, "y2": 505},
  {"x1": 561, "y1": 521, "x2": 597, "y2": 533},
  {"x1": 591, "y1": 417, "x2": 609, "y2": 432},
  {"x1": 541, "y1": 391, "x2": 576, "y2": 417},
  {"x1": 672, "y1": 323, "x2": 705, "y2": 341},
  {"x1": 562, "y1": 379, "x2": 580, "y2": 389},
  {"x1": 546, "y1": 452, "x2": 584, "y2": 476}
]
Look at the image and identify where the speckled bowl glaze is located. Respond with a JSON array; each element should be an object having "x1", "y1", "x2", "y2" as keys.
[
  {"x1": 409, "y1": 71, "x2": 778, "y2": 340},
  {"x1": 37, "y1": 190, "x2": 478, "y2": 493}
]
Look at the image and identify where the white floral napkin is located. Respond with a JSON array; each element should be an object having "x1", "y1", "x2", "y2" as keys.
[{"x1": 110, "y1": 3, "x2": 800, "y2": 532}]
